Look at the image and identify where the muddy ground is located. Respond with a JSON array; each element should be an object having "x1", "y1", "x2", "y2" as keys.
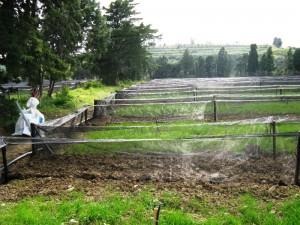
[{"x1": 0, "y1": 149, "x2": 299, "y2": 202}]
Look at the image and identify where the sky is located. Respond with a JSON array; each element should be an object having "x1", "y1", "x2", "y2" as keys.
[{"x1": 99, "y1": 0, "x2": 300, "y2": 47}]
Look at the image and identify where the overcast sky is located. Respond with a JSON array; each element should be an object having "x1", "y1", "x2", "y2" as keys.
[{"x1": 99, "y1": 0, "x2": 300, "y2": 47}]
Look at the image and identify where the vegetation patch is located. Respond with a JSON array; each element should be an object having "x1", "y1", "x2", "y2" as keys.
[{"x1": 1, "y1": 191, "x2": 300, "y2": 225}]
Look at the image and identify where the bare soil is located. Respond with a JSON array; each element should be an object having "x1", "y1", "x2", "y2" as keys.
[{"x1": 0, "y1": 149, "x2": 299, "y2": 202}]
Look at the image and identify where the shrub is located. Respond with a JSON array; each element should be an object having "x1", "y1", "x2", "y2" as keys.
[
  {"x1": 0, "y1": 96, "x2": 19, "y2": 131},
  {"x1": 84, "y1": 80, "x2": 103, "y2": 89},
  {"x1": 117, "y1": 80, "x2": 135, "y2": 89},
  {"x1": 53, "y1": 86, "x2": 74, "y2": 108}
]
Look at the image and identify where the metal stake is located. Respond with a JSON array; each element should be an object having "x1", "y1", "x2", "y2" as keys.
[
  {"x1": 213, "y1": 96, "x2": 217, "y2": 122},
  {"x1": 271, "y1": 121, "x2": 277, "y2": 159},
  {"x1": 295, "y1": 134, "x2": 300, "y2": 186},
  {"x1": 154, "y1": 204, "x2": 161, "y2": 225}
]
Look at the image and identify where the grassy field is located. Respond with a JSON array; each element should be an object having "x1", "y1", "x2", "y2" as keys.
[{"x1": 1, "y1": 190, "x2": 300, "y2": 225}]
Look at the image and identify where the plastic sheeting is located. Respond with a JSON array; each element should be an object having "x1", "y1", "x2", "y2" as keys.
[{"x1": 13, "y1": 97, "x2": 45, "y2": 136}]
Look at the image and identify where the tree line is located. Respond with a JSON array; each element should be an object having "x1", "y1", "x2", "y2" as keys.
[
  {"x1": 0, "y1": 0, "x2": 157, "y2": 97},
  {"x1": 152, "y1": 45, "x2": 300, "y2": 79}
]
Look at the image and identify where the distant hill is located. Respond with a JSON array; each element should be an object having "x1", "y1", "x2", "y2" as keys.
[{"x1": 148, "y1": 45, "x2": 288, "y2": 63}]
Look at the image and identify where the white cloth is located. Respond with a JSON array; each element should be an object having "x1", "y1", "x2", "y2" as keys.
[{"x1": 13, "y1": 97, "x2": 45, "y2": 136}]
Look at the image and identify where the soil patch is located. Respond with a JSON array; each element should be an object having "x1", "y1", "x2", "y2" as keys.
[{"x1": 0, "y1": 150, "x2": 298, "y2": 201}]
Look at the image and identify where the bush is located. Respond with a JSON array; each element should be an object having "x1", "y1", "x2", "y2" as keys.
[
  {"x1": 53, "y1": 86, "x2": 74, "y2": 107},
  {"x1": 0, "y1": 96, "x2": 19, "y2": 131},
  {"x1": 117, "y1": 80, "x2": 135, "y2": 89},
  {"x1": 84, "y1": 80, "x2": 103, "y2": 89}
]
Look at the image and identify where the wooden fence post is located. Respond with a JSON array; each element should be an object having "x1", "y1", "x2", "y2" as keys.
[
  {"x1": 193, "y1": 89, "x2": 197, "y2": 102},
  {"x1": 213, "y1": 96, "x2": 217, "y2": 122},
  {"x1": 271, "y1": 121, "x2": 277, "y2": 159},
  {"x1": 295, "y1": 134, "x2": 300, "y2": 186},
  {"x1": 115, "y1": 91, "x2": 122, "y2": 100},
  {"x1": 79, "y1": 111, "x2": 84, "y2": 125},
  {"x1": 84, "y1": 109, "x2": 88, "y2": 125},
  {"x1": 93, "y1": 100, "x2": 100, "y2": 118},
  {"x1": 0, "y1": 138, "x2": 8, "y2": 184},
  {"x1": 31, "y1": 123, "x2": 38, "y2": 155},
  {"x1": 93, "y1": 100, "x2": 107, "y2": 118}
]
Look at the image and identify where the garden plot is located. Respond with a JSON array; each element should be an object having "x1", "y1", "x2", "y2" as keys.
[{"x1": 2, "y1": 77, "x2": 300, "y2": 222}]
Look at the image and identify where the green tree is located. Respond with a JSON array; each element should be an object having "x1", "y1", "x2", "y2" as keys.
[
  {"x1": 0, "y1": 0, "x2": 54, "y2": 96},
  {"x1": 0, "y1": 0, "x2": 112, "y2": 97},
  {"x1": 247, "y1": 44, "x2": 259, "y2": 75},
  {"x1": 0, "y1": 65, "x2": 7, "y2": 83},
  {"x1": 195, "y1": 56, "x2": 205, "y2": 77},
  {"x1": 266, "y1": 47, "x2": 275, "y2": 74},
  {"x1": 86, "y1": 3, "x2": 110, "y2": 77},
  {"x1": 260, "y1": 54, "x2": 267, "y2": 74},
  {"x1": 18, "y1": 1, "x2": 51, "y2": 97},
  {"x1": 216, "y1": 47, "x2": 230, "y2": 77},
  {"x1": 0, "y1": 0, "x2": 17, "y2": 81},
  {"x1": 293, "y1": 48, "x2": 300, "y2": 73},
  {"x1": 180, "y1": 49, "x2": 194, "y2": 76},
  {"x1": 273, "y1": 37, "x2": 283, "y2": 48},
  {"x1": 0, "y1": 0, "x2": 40, "y2": 84},
  {"x1": 235, "y1": 54, "x2": 248, "y2": 76},
  {"x1": 42, "y1": 0, "x2": 85, "y2": 96},
  {"x1": 101, "y1": 0, "x2": 157, "y2": 85},
  {"x1": 286, "y1": 48, "x2": 294, "y2": 74},
  {"x1": 153, "y1": 56, "x2": 170, "y2": 78},
  {"x1": 260, "y1": 47, "x2": 275, "y2": 75},
  {"x1": 205, "y1": 56, "x2": 216, "y2": 77}
]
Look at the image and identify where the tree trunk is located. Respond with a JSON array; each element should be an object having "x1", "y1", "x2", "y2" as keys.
[
  {"x1": 38, "y1": 68, "x2": 44, "y2": 98},
  {"x1": 48, "y1": 79, "x2": 55, "y2": 97},
  {"x1": 39, "y1": 80, "x2": 43, "y2": 99}
]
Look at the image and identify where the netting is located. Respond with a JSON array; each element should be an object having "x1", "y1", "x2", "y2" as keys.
[
  {"x1": 2, "y1": 77, "x2": 300, "y2": 185},
  {"x1": 3, "y1": 119, "x2": 299, "y2": 153},
  {"x1": 92, "y1": 99, "x2": 300, "y2": 122},
  {"x1": 2, "y1": 121, "x2": 299, "y2": 185}
]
